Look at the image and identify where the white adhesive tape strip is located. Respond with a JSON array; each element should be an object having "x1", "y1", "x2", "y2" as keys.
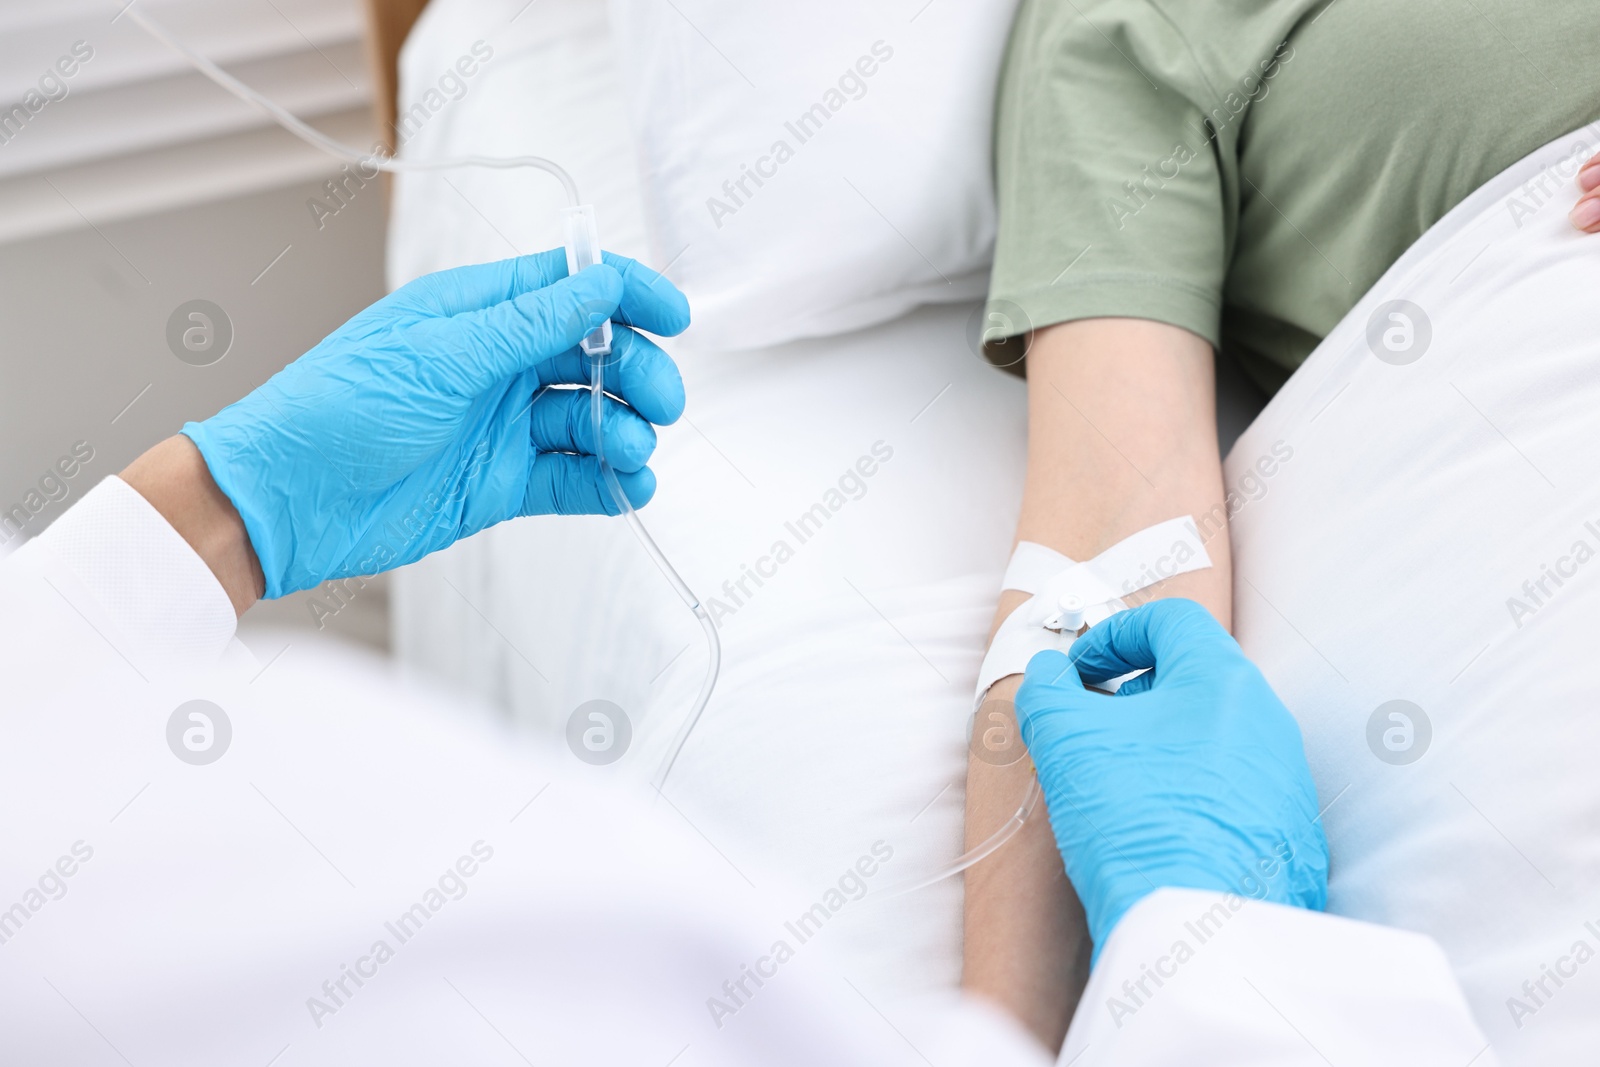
[
  {"x1": 974, "y1": 516, "x2": 1212, "y2": 703},
  {"x1": 1000, "y1": 541, "x2": 1076, "y2": 595}
]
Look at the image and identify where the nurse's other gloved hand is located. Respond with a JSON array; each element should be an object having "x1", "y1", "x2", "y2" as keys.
[
  {"x1": 1573, "y1": 150, "x2": 1600, "y2": 232},
  {"x1": 182, "y1": 249, "x2": 689, "y2": 599},
  {"x1": 1015, "y1": 598, "x2": 1329, "y2": 965}
]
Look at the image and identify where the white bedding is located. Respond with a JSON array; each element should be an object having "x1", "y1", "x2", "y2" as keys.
[
  {"x1": 602, "y1": 0, "x2": 1018, "y2": 350},
  {"x1": 391, "y1": 1, "x2": 1600, "y2": 1056},
  {"x1": 390, "y1": 0, "x2": 1032, "y2": 1001},
  {"x1": 1226, "y1": 125, "x2": 1600, "y2": 1062},
  {"x1": 393, "y1": 291, "x2": 1031, "y2": 999}
]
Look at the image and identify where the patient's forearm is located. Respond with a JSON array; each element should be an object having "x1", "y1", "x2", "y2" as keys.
[
  {"x1": 963, "y1": 669, "x2": 1091, "y2": 1046},
  {"x1": 1007, "y1": 318, "x2": 1231, "y2": 613},
  {"x1": 962, "y1": 318, "x2": 1231, "y2": 1049}
]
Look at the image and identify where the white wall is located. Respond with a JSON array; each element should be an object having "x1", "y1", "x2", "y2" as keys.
[{"x1": 0, "y1": 0, "x2": 392, "y2": 649}]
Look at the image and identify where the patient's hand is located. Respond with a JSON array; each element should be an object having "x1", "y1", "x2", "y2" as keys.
[{"x1": 1574, "y1": 151, "x2": 1600, "y2": 232}]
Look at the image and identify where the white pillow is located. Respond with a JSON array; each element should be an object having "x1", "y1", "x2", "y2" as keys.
[
  {"x1": 1226, "y1": 123, "x2": 1600, "y2": 1064},
  {"x1": 605, "y1": 0, "x2": 1019, "y2": 350},
  {"x1": 388, "y1": 0, "x2": 652, "y2": 289}
]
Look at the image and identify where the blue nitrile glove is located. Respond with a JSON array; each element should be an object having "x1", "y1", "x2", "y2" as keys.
[
  {"x1": 1015, "y1": 598, "x2": 1329, "y2": 964},
  {"x1": 182, "y1": 249, "x2": 690, "y2": 598}
]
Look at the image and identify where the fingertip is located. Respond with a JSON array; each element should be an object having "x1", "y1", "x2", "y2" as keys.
[
  {"x1": 539, "y1": 264, "x2": 622, "y2": 348},
  {"x1": 607, "y1": 410, "x2": 658, "y2": 473},
  {"x1": 634, "y1": 270, "x2": 691, "y2": 335},
  {"x1": 647, "y1": 362, "x2": 686, "y2": 425},
  {"x1": 1025, "y1": 649, "x2": 1082, "y2": 686},
  {"x1": 615, "y1": 466, "x2": 657, "y2": 509},
  {"x1": 1015, "y1": 650, "x2": 1084, "y2": 750},
  {"x1": 1572, "y1": 191, "x2": 1600, "y2": 233},
  {"x1": 655, "y1": 285, "x2": 691, "y2": 337},
  {"x1": 603, "y1": 250, "x2": 692, "y2": 336},
  {"x1": 611, "y1": 328, "x2": 687, "y2": 426},
  {"x1": 1016, "y1": 651, "x2": 1085, "y2": 734}
]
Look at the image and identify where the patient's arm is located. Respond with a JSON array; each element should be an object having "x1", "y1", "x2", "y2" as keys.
[{"x1": 962, "y1": 317, "x2": 1233, "y2": 1050}]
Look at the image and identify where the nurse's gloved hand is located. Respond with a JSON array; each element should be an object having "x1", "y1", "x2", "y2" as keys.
[
  {"x1": 182, "y1": 249, "x2": 689, "y2": 599},
  {"x1": 1015, "y1": 598, "x2": 1329, "y2": 964}
]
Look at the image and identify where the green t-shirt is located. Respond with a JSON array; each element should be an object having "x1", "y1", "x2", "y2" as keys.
[{"x1": 988, "y1": 0, "x2": 1600, "y2": 393}]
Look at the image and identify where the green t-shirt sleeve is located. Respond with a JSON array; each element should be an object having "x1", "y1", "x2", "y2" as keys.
[{"x1": 989, "y1": 0, "x2": 1299, "y2": 348}]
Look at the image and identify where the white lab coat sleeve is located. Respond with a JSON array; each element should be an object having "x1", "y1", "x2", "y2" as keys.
[
  {"x1": 0, "y1": 479, "x2": 1054, "y2": 1067},
  {"x1": 1060, "y1": 887, "x2": 1497, "y2": 1067},
  {"x1": 2, "y1": 475, "x2": 239, "y2": 667}
]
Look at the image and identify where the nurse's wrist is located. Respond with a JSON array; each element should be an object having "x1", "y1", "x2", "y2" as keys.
[
  {"x1": 121, "y1": 435, "x2": 264, "y2": 617},
  {"x1": 1080, "y1": 857, "x2": 1249, "y2": 966}
]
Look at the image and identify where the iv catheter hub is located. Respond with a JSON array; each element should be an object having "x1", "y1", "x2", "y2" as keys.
[{"x1": 563, "y1": 205, "x2": 614, "y2": 358}]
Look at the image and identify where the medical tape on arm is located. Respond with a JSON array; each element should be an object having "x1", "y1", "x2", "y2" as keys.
[{"x1": 974, "y1": 516, "x2": 1212, "y2": 704}]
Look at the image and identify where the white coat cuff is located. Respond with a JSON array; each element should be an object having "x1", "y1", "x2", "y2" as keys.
[
  {"x1": 1062, "y1": 888, "x2": 1495, "y2": 1067},
  {"x1": 24, "y1": 475, "x2": 237, "y2": 662}
]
